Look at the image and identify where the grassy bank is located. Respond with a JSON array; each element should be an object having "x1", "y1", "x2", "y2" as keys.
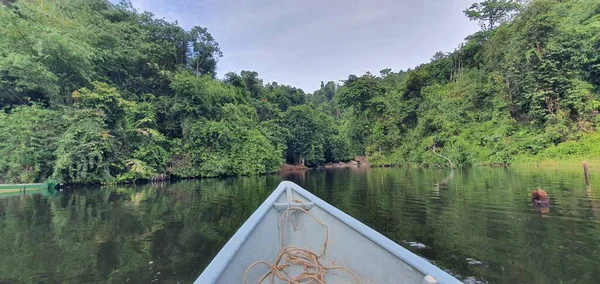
[{"x1": 513, "y1": 133, "x2": 600, "y2": 167}]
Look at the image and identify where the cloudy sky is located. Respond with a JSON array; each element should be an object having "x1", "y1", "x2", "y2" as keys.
[{"x1": 128, "y1": 0, "x2": 480, "y2": 92}]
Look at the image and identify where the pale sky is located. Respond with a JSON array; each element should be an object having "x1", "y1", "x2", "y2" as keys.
[{"x1": 127, "y1": 0, "x2": 480, "y2": 92}]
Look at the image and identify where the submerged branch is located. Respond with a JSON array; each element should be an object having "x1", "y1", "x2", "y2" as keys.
[{"x1": 431, "y1": 146, "x2": 454, "y2": 169}]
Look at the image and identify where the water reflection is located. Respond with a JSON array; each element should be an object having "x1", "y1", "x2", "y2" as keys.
[
  {"x1": 0, "y1": 177, "x2": 282, "y2": 283},
  {"x1": 1, "y1": 166, "x2": 600, "y2": 283}
]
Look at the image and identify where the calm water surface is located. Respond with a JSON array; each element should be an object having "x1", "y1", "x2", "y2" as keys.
[{"x1": 1, "y1": 167, "x2": 600, "y2": 283}]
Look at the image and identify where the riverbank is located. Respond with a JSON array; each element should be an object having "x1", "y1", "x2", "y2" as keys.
[
  {"x1": 5, "y1": 154, "x2": 600, "y2": 187},
  {"x1": 511, "y1": 160, "x2": 600, "y2": 170},
  {"x1": 280, "y1": 156, "x2": 369, "y2": 172}
]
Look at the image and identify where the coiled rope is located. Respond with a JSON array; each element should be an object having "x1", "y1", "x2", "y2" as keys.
[{"x1": 243, "y1": 200, "x2": 360, "y2": 284}]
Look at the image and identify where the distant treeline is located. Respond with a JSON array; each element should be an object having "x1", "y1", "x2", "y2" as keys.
[{"x1": 0, "y1": 0, "x2": 599, "y2": 184}]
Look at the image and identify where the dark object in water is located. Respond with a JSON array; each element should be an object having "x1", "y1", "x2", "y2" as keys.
[
  {"x1": 531, "y1": 188, "x2": 549, "y2": 203},
  {"x1": 583, "y1": 161, "x2": 591, "y2": 190},
  {"x1": 531, "y1": 188, "x2": 550, "y2": 214},
  {"x1": 533, "y1": 201, "x2": 550, "y2": 214}
]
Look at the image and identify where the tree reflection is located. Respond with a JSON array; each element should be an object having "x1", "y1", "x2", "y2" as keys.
[
  {"x1": 2, "y1": 168, "x2": 600, "y2": 284},
  {"x1": 0, "y1": 177, "x2": 280, "y2": 283}
]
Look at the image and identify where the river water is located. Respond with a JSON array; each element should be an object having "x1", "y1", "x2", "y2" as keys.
[{"x1": 1, "y1": 167, "x2": 600, "y2": 283}]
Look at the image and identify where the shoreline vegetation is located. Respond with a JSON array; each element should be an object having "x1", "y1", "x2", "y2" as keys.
[{"x1": 1, "y1": 0, "x2": 599, "y2": 185}]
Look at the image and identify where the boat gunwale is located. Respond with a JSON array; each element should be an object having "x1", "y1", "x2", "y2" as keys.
[{"x1": 195, "y1": 181, "x2": 460, "y2": 284}]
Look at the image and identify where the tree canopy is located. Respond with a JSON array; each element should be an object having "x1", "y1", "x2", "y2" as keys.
[
  {"x1": 464, "y1": 0, "x2": 522, "y2": 31},
  {"x1": 1, "y1": 0, "x2": 599, "y2": 183}
]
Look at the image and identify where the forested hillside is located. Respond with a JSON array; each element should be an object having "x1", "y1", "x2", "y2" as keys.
[{"x1": 0, "y1": 0, "x2": 598, "y2": 184}]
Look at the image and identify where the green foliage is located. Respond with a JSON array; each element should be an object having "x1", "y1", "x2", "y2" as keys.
[
  {"x1": 325, "y1": 134, "x2": 352, "y2": 162},
  {"x1": 284, "y1": 105, "x2": 325, "y2": 166},
  {"x1": 515, "y1": 132, "x2": 600, "y2": 162},
  {"x1": 464, "y1": 0, "x2": 522, "y2": 31},
  {"x1": 350, "y1": 0, "x2": 600, "y2": 167},
  {"x1": 125, "y1": 99, "x2": 169, "y2": 177},
  {"x1": 168, "y1": 104, "x2": 283, "y2": 177},
  {"x1": 117, "y1": 159, "x2": 156, "y2": 182},
  {"x1": 188, "y1": 26, "x2": 223, "y2": 77},
  {"x1": 1, "y1": 0, "x2": 599, "y2": 184},
  {"x1": 337, "y1": 74, "x2": 385, "y2": 112},
  {"x1": 0, "y1": 106, "x2": 62, "y2": 183},
  {"x1": 264, "y1": 82, "x2": 305, "y2": 111},
  {"x1": 170, "y1": 71, "x2": 239, "y2": 121},
  {"x1": 73, "y1": 82, "x2": 130, "y2": 128},
  {"x1": 52, "y1": 110, "x2": 117, "y2": 184},
  {"x1": 232, "y1": 129, "x2": 283, "y2": 175}
]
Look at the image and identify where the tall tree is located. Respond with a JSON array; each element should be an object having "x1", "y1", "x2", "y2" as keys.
[
  {"x1": 464, "y1": 0, "x2": 522, "y2": 31},
  {"x1": 240, "y1": 71, "x2": 263, "y2": 99},
  {"x1": 336, "y1": 75, "x2": 384, "y2": 112},
  {"x1": 188, "y1": 26, "x2": 223, "y2": 77}
]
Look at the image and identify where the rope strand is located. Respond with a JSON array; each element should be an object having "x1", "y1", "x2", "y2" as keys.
[{"x1": 244, "y1": 203, "x2": 360, "y2": 284}]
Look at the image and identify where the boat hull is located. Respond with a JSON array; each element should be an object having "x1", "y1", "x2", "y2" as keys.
[{"x1": 196, "y1": 181, "x2": 460, "y2": 284}]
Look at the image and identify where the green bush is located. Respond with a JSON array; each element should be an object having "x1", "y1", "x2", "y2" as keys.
[{"x1": 0, "y1": 106, "x2": 63, "y2": 183}]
